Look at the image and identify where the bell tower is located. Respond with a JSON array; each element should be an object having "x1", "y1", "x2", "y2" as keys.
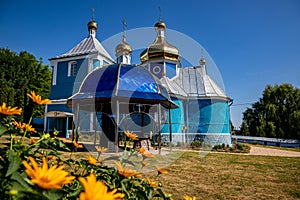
[{"x1": 140, "y1": 18, "x2": 180, "y2": 79}]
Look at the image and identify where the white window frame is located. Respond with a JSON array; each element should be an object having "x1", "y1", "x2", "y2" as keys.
[
  {"x1": 52, "y1": 63, "x2": 57, "y2": 86},
  {"x1": 68, "y1": 61, "x2": 77, "y2": 77}
]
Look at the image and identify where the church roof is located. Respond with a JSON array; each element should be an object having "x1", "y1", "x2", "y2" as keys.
[
  {"x1": 67, "y1": 64, "x2": 178, "y2": 109},
  {"x1": 173, "y1": 66, "x2": 230, "y2": 101},
  {"x1": 160, "y1": 76, "x2": 187, "y2": 98},
  {"x1": 50, "y1": 36, "x2": 114, "y2": 62}
]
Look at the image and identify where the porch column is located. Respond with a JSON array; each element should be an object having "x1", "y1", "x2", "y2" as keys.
[
  {"x1": 114, "y1": 99, "x2": 120, "y2": 153},
  {"x1": 46, "y1": 117, "x2": 50, "y2": 133},
  {"x1": 93, "y1": 112, "x2": 97, "y2": 145},
  {"x1": 66, "y1": 116, "x2": 69, "y2": 138},
  {"x1": 158, "y1": 103, "x2": 161, "y2": 155},
  {"x1": 74, "y1": 103, "x2": 80, "y2": 142},
  {"x1": 169, "y1": 109, "x2": 172, "y2": 152}
]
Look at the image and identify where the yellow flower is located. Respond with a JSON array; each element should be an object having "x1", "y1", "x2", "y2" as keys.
[
  {"x1": 184, "y1": 195, "x2": 196, "y2": 200},
  {"x1": 124, "y1": 130, "x2": 139, "y2": 141},
  {"x1": 0, "y1": 102, "x2": 22, "y2": 115},
  {"x1": 30, "y1": 138, "x2": 37, "y2": 144},
  {"x1": 114, "y1": 161, "x2": 141, "y2": 178},
  {"x1": 138, "y1": 147, "x2": 146, "y2": 154},
  {"x1": 9, "y1": 190, "x2": 18, "y2": 195},
  {"x1": 87, "y1": 154, "x2": 97, "y2": 165},
  {"x1": 73, "y1": 140, "x2": 83, "y2": 148},
  {"x1": 138, "y1": 148, "x2": 155, "y2": 158},
  {"x1": 27, "y1": 91, "x2": 51, "y2": 105},
  {"x1": 43, "y1": 133, "x2": 50, "y2": 139},
  {"x1": 13, "y1": 121, "x2": 26, "y2": 131},
  {"x1": 79, "y1": 173, "x2": 124, "y2": 200},
  {"x1": 146, "y1": 178, "x2": 158, "y2": 187},
  {"x1": 24, "y1": 124, "x2": 37, "y2": 133},
  {"x1": 13, "y1": 121, "x2": 36, "y2": 133},
  {"x1": 156, "y1": 166, "x2": 168, "y2": 175},
  {"x1": 22, "y1": 156, "x2": 75, "y2": 190},
  {"x1": 95, "y1": 146, "x2": 108, "y2": 153}
]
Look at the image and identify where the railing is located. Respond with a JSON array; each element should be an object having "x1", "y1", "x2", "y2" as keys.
[{"x1": 232, "y1": 135, "x2": 300, "y2": 148}]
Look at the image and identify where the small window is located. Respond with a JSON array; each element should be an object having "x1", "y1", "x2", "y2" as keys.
[
  {"x1": 103, "y1": 60, "x2": 109, "y2": 65},
  {"x1": 68, "y1": 61, "x2": 77, "y2": 77},
  {"x1": 93, "y1": 59, "x2": 100, "y2": 69}
]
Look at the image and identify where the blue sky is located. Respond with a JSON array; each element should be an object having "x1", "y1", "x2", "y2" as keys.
[{"x1": 1, "y1": 0, "x2": 300, "y2": 128}]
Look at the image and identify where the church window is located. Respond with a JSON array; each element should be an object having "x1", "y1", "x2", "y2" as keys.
[
  {"x1": 52, "y1": 65, "x2": 57, "y2": 85},
  {"x1": 93, "y1": 59, "x2": 100, "y2": 69},
  {"x1": 68, "y1": 61, "x2": 77, "y2": 77},
  {"x1": 153, "y1": 65, "x2": 161, "y2": 74}
]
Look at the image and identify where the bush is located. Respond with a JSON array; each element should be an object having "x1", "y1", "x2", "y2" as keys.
[
  {"x1": 212, "y1": 143, "x2": 250, "y2": 153},
  {"x1": 190, "y1": 141, "x2": 202, "y2": 149}
]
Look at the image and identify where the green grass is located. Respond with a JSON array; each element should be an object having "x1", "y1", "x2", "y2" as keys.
[{"x1": 149, "y1": 151, "x2": 300, "y2": 199}]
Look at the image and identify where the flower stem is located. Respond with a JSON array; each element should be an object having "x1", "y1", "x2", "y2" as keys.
[
  {"x1": 10, "y1": 134, "x2": 15, "y2": 150},
  {"x1": 21, "y1": 115, "x2": 33, "y2": 144}
]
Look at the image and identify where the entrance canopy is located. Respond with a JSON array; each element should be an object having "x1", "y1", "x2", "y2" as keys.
[
  {"x1": 67, "y1": 63, "x2": 177, "y2": 109},
  {"x1": 45, "y1": 111, "x2": 74, "y2": 118}
]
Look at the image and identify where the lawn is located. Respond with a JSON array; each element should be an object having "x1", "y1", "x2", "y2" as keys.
[
  {"x1": 70, "y1": 149, "x2": 300, "y2": 199},
  {"x1": 148, "y1": 151, "x2": 300, "y2": 199}
]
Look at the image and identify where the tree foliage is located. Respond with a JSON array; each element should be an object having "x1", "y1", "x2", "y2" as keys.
[
  {"x1": 0, "y1": 48, "x2": 51, "y2": 122},
  {"x1": 240, "y1": 83, "x2": 300, "y2": 139}
]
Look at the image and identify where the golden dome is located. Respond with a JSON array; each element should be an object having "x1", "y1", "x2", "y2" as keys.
[
  {"x1": 200, "y1": 57, "x2": 206, "y2": 65},
  {"x1": 140, "y1": 20, "x2": 179, "y2": 63},
  {"x1": 154, "y1": 20, "x2": 166, "y2": 29},
  {"x1": 115, "y1": 38, "x2": 132, "y2": 55},
  {"x1": 87, "y1": 20, "x2": 98, "y2": 31}
]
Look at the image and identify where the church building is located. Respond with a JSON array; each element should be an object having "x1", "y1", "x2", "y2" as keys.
[{"x1": 45, "y1": 16, "x2": 232, "y2": 147}]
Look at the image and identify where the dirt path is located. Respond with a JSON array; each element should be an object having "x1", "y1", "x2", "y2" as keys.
[{"x1": 249, "y1": 146, "x2": 300, "y2": 157}]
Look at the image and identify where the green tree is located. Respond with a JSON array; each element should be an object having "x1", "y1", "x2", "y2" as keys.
[
  {"x1": 240, "y1": 122, "x2": 250, "y2": 136},
  {"x1": 240, "y1": 83, "x2": 300, "y2": 139},
  {"x1": 0, "y1": 48, "x2": 51, "y2": 122}
]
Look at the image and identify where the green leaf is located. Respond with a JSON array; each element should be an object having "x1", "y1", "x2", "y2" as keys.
[
  {"x1": 42, "y1": 189, "x2": 64, "y2": 200},
  {"x1": 0, "y1": 126, "x2": 8, "y2": 136},
  {"x1": 6, "y1": 150, "x2": 22, "y2": 177},
  {"x1": 11, "y1": 172, "x2": 31, "y2": 191}
]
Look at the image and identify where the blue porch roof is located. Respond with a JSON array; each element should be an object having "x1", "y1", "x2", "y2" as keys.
[{"x1": 67, "y1": 64, "x2": 177, "y2": 109}]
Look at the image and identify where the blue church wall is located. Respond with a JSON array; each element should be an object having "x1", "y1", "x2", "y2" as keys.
[
  {"x1": 50, "y1": 58, "x2": 87, "y2": 99},
  {"x1": 187, "y1": 99, "x2": 230, "y2": 134},
  {"x1": 161, "y1": 98, "x2": 185, "y2": 133}
]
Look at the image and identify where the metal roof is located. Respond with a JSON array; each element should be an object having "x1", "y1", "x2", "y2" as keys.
[
  {"x1": 50, "y1": 36, "x2": 114, "y2": 62},
  {"x1": 173, "y1": 66, "x2": 230, "y2": 101},
  {"x1": 159, "y1": 76, "x2": 187, "y2": 98},
  {"x1": 68, "y1": 64, "x2": 178, "y2": 109}
]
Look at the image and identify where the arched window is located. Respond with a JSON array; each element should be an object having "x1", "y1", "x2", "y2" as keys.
[{"x1": 68, "y1": 61, "x2": 77, "y2": 77}]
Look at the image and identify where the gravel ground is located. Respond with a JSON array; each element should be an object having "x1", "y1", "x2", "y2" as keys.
[{"x1": 249, "y1": 146, "x2": 300, "y2": 157}]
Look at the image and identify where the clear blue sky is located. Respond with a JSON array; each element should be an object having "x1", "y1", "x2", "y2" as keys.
[{"x1": 1, "y1": 0, "x2": 300, "y2": 128}]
